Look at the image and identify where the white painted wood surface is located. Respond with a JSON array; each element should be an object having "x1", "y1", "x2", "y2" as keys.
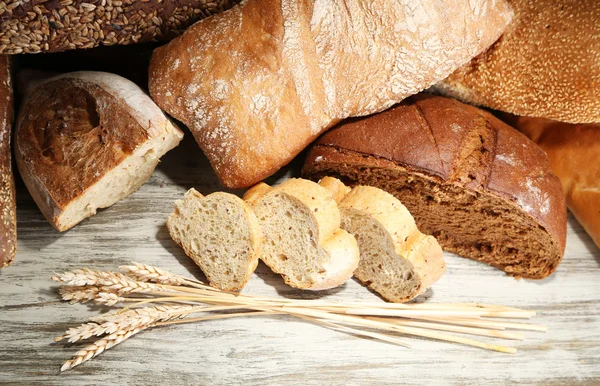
[{"x1": 1, "y1": 134, "x2": 599, "y2": 385}]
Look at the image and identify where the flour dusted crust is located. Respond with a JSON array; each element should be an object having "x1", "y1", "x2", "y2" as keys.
[
  {"x1": 0, "y1": 56, "x2": 15, "y2": 267},
  {"x1": 15, "y1": 71, "x2": 184, "y2": 231},
  {"x1": 435, "y1": 0, "x2": 600, "y2": 123},
  {"x1": 149, "y1": 0, "x2": 513, "y2": 188}
]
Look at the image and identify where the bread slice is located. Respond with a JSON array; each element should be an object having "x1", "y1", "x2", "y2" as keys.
[
  {"x1": 244, "y1": 179, "x2": 359, "y2": 290},
  {"x1": 303, "y1": 94, "x2": 567, "y2": 279},
  {"x1": 319, "y1": 177, "x2": 445, "y2": 302},
  {"x1": 167, "y1": 188, "x2": 261, "y2": 291},
  {"x1": 15, "y1": 71, "x2": 183, "y2": 231}
]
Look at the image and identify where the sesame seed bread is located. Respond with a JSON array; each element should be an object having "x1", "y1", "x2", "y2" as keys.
[
  {"x1": 0, "y1": 56, "x2": 15, "y2": 268},
  {"x1": 319, "y1": 177, "x2": 446, "y2": 303},
  {"x1": 148, "y1": 0, "x2": 513, "y2": 188},
  {"x1": 167, "y1": 189, "x2": 261, "y2": 291},
  {"x1": 244, "y1": 178, "x2": 360, "y2": 291},
  {"x1": 15, "y1": 71, "x2": 184, "y2": 232},
  {"x1": 435, "y1": 0, "x2": 600, "y2": 123},
  {"x1": 303, "y1": 95, "x2": 567, "y2": 279},
  {"x1": 0, "y1": 0, "x2": 240, "y2": 54},
  {"x1": 501, "y1": 114, "x2": 600, "y2": 249}
]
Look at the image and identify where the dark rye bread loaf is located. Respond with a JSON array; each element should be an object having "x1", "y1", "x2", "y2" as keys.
[{"x1": 302, "y1": 95, "x2": 567, "y2": 279}]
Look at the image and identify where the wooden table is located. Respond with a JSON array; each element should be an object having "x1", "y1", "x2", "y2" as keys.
[{"x1": 2, "y1": 134, "x2": 599, "y2": 385}]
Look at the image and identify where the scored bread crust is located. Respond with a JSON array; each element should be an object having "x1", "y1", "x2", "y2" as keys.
[
  {"x1": 435, "y1": 0, "x2": 600, "y2": 123},
  {"x1": 15, "y1": 71, "x2": 184, "y2": 231},
  {"x1": 303, "y1": 95, "x2": 567, "y2": 279},
  {"x1": 0, "y1": 56, "x2": 15, "y2": 268},
  {"x1": 320, "y1": 178, "x2": 446, "y2": 302},
  {"x1": 244, "y1": 178, "x2": 360, "y2": 290},
  {"x1": 167, "y1": 189, "x2": 261, "y2": 292},
  {"x1": 149, "y1": 0, "x2": 513, "y2": 188}
]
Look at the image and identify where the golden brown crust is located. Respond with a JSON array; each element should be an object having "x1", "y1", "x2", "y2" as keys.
[
  {"x1": 0, "y1": 55, "x2": 15, "y2": 268},
  {"x1": 502, "y1": 115, "x2": 600, "y2": 248},
  {"x1": 436, "y1": 0, "x2": 600, "y2": 123},
  {"x1": 303, "y1": 95, "x2": 567, "y2": 279},
  {"x1": 16, "y1": 77, "x2": 149, "y2": 209},
  {"x1": 149, "y1": 0, "x2": 513, "y2": 188}
]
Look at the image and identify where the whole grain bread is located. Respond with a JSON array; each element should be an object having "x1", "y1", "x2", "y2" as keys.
[
  {"x1": 0, "y1": 0, "x2": 239, "y2": 54},
  {"x1": 167, "y1": 188, "x2": 261, "y2": 291},
  {"x1": 319, "y1": 177, "x2": 445, "y2": 302},
  {"x1": 244, "y1": 179, "x2": 360, "y2": 291},
  {"x1": 501, "y1": 115, "x2": 600, "y2": 249},
  {"x1": 149, "y1": 0, "x2": 513, "y2": 188},
  {"x1": 0, "y1": 56, "x2": 15, "y2": 268},
  {"x1": 303, "y1": 95, "x2": 567, "y2": 279},
  {"x1": 435, "y1": 0, "x2": 600, "y2": 123},
  {"x1": 15, "y1": 71, "x2": 183, "y2": 231}
]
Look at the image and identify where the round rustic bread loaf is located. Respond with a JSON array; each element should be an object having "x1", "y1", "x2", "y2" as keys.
[
  {"x1": 0, "y1": 0, "x2": 239, "y2": 54},
  {"x1": 303, "y1": 94, "x2": 567, "y2": 279}
]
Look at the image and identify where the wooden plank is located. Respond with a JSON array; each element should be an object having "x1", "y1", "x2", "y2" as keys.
[{"x1": 1, "y1": 136, "x2": 599, "y2": 385}]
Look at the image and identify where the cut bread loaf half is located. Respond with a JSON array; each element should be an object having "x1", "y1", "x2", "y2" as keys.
[
  {"x1": 167, "y1": 189, "x2": 261, "y2": 291},
  {"x1": 15, "y1": 71, "x2": 183, "y2": 231},
  {"x1": 303, "y1": 95, "x2": 567, "y2": 279},
  {"x1": 244, "y1": 179, "x2": 359, "y2": 290},
  {"x1": 319, "y1": 177, "x2": 445, "y2": 302}
]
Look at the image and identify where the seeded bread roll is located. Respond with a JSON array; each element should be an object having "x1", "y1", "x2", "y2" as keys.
[
  {"x1": 303, "y1": 95, "x2": 567, "y2": 279},
  {"x1": 0, "y1": 0, "x2": 239, "y2": 54},
  {"x1": 501, "y1": 115, "x2": 600, "y2": 249},
  {"x1": 244, "y1": 179, "x2": 360, "y2": 291},
  {"x1": 319, "y1": 178, "x2": 446, "y2": 303},
  {"x1": 0, "y1": 56, "x2": 15, "y2": 268},
  {"x1": 15, "y1": 71, "x2": 183, "y2": 231},
  {"x1": 149, "y1": 0, "x2": 513, "y2": 188},
  {"x1": 435, "y1": 0, "x2": 600, "y2": 123},
  {"x1": 167, "y1": 189, "x2": 261, "y2": 291}
]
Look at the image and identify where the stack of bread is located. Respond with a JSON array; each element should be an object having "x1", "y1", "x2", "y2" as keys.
[{"x1": 1, "y1": 0, "x2": 594, "y2": 298}]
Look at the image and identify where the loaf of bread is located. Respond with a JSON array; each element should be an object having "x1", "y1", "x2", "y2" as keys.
[
  {"x1": 167, "y1": 189, "x2": 261, "y2": 291},
  {"x1": 0, "y1": 56, "x2": 15, "y2": 268},
  {"x1": 149, "y1": 0, "x2": 513, "y2": 188},
  {"x1": 244, "y1": 179, "x2": 360, "y2": 291},
  {"x1": 501, "y1": 115, "x2": 600, "y2": 249},
  {"x1": 0, "y1": 0, "x2": 239, "y2": 54},
  {"x1": 15, "y1": 71, "x2": 184, "y2": 231},
  {"x1": 303, "y1": 95, "x2": 567, "y2": 279},
  {"x1": 435, "y1": 0, "x2": 600, "y2": 123},
  {"x1": 319, "y1": 177, "x2": 445, "y2": 302}
]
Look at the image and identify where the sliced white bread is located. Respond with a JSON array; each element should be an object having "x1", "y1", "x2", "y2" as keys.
[
  {"x1": 244, "y1": 179, "x2": 360, "y2": 291},
  {"x1": 167, "y1": 188, "x2": 261, "y2": 291},
  {"x1": 319, "y1": 177, "x2": 446, "y2": 302}
]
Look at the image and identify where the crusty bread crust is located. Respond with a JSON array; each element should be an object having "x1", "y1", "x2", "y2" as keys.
[
  {"x1": 149, "y1": 0, "x2": 513, "y2": 188},
  {"x1": 502, "y1": 115, "x2": 600, "y2": 249},
  {"x1": 435, "y1": 0, "x2": 600, "y2": 123},
  {"x1": 15, "y1": 71, "x2": 184, "y2": 231},
  {"x1": 0, "y1": 56, "x2": 15, "y2": 268},
  {"x1": 303, "y1": 95, "x2": 567, "y2": 279}
]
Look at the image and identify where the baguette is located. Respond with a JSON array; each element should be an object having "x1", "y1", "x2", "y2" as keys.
[
  {"x1": 303, "y1": 95, "x2": 567, "y2": 279},
  {"x1": 15, "y1": 71, "x2": 183, "y2": 231},
  {"x1": 167, "y1": 189, "x2": 261, "y2": 291},
  {"x1": 435, "y1": 0, "x2": 600, "y2": 123},
  {"x1": 319, "y1": 178, "x2": 445, "y2": 302},
  {"x1": 0, "y1": 56, "x2": 15, "y2": 268},
  {"x1": 501, "y1": 115, "x2": 600, "y2": 249},
  {"x1": 244, "y1": 179, "x2": 359, "y2": 291},
  {"x1": 149, "y1": 0, "x2": 513, "y2": 188}
]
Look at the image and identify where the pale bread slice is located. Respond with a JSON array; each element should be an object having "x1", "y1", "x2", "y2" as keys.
[
  {"x1": 319, "y1": 177, "x2": 446, "y2": 302},
  {"x1": 167, "y1": 188, "x2": 261, "y2": 291},
  {"x1": 244, "y1": 179, "x2": 360, "y2": 290}
]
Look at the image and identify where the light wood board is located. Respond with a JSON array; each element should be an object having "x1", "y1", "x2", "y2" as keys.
[{"x1": 1, "y1": 135, "x2": 599, "y2": 385}]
